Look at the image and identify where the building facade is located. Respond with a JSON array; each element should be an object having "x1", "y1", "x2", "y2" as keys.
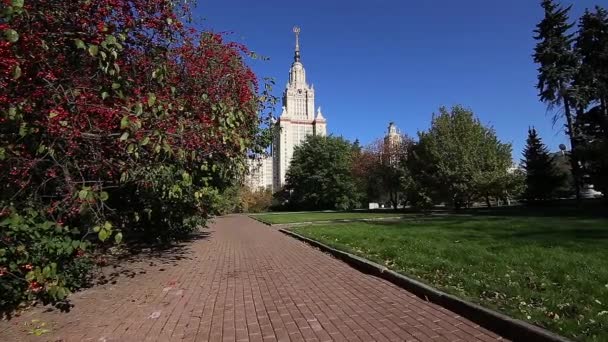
[
  {"x1": 272, "y1": 27, "x2": 327, "y2": 190},
  {"x1": 383, "y1": 122, "x2": 402, "y2": 166},
  {"x1": 245, "y1": 157, "x2": 273, "y2": 190}
]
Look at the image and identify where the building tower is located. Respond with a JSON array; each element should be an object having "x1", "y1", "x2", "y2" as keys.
[
  {"x1": 383, "y1": 122, "x2": 402, "y2": 166},
  {"x1": 384, "y1": 122, "x2": 402, "y2": 147},
  {"x1": 273, "y1": 27, "x2": 328, "y2": 189}
]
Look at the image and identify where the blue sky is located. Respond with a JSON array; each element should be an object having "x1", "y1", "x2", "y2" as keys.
[{"x1": 195, "y1": 0, "x2": 606, "y2": 160}]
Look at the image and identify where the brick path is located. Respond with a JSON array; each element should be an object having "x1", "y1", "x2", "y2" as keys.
[{"x1": 0, "y1": 215, "x2": 506, "y2": 341}]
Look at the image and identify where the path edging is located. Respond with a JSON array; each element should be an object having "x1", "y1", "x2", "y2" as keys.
[
  {"x1": 249, "y1": 215, "x2": 405, "y2": 227},
  {"x1": 279, "y1": 228, "x2": 572, "y2": 342}
]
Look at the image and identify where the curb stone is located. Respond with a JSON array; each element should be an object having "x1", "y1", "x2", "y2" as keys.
[
  {"x1": 248, "y1": 215, "x2": 405, "y2": 227},
  {"x1": 279, "y1": 228, "x2": 573, "y2": 342}
]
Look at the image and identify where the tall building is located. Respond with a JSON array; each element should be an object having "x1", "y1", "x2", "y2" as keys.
[
  {"x1": 384, "y1": 122, "x2": 402, "y2": 147},
  {"x1": 273, "y1": 27, "x2": 327, "y2": 189},
  {"x1": 383, "y1": 122, "x2": 402, "y2": 166},
  {"x1": 245, "y1": 157, "x2": 273, "y2": 190}
]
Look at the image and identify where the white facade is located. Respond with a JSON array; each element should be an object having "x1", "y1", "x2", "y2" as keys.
[
  {"x1": 246, "y1": 156, "x2": 273, "y2": 190},
  {"x1": 384, "y1": 122, "x2": 402, "y2": 147},
  {"x1": 383, "y1": 122, "x2": 402, "y2": 166},
  {"x1": 272, "y1": 27, "x2": 327, "y2": 190}
]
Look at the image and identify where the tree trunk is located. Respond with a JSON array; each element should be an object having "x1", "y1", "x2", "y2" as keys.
[
  {"x1": 563, "y1": 96, "x2": 582, "y2": 202},
  {"x1": 485, "y1": 195, "x2": 492, "y2": 208}
]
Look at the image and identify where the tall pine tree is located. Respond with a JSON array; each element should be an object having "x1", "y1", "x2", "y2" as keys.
[
  {"x1": 575, "y1": 6, "x2": 608, "y2": 115},
  {"x1": 522, "y1": 128, "x2": 562, "y2": 201},
  {"x1": 533, "y1": 0, "x2": 582, "y2": 200},
  {"x1": 574, "y1": 6, "x2": 608, "y2": 198}
]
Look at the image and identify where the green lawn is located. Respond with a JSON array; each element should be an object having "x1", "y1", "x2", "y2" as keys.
[
  {"x1": 252, "y1": 211, "x2": 406, "y2": 224},
  {"x1": 291, "y1": 215, "x2": 608, "y2": 341}
]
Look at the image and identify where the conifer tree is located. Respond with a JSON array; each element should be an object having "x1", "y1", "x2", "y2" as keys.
[
  {"x1": 533, "y1": 0, "x2": 582, "y2": 199},
  {"x1": 521, "y1": 128, "x2": 562, "y2": 201},
  {"x1": 574, "y1": 6, "x2": 608, "y2": 198},
  {"x1": 575, "y1": 6, "x2": 608, "y2": 115}
]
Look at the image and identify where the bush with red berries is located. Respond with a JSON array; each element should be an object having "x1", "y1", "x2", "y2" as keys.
[{"x1": 1, "y1": 0, "x2": 272, "y2": 312}]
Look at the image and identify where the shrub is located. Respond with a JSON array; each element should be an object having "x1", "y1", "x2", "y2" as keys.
[
  {"x1": 0, "y1": 208, "x2": 92, "y2": 313},
  {"x1": 241, "y1": 186, "x2": 273, "y2": 213},
  {"x1": 1, "y1": 0, "x2": 273, "y2": 311}
]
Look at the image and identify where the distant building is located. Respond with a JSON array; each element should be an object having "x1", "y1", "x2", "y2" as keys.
[
  {"x1": 246, "y1": 156, "x2": 273, "y2": 190},
  {"x1": 272, "y1": 26, "x2": 328, "y2": 190},
  {"x1": 384, "y1": 122, "x2": 402, "y2": 147},
  {"x1": 382, "y1": 122, "x2": 402, "y2": 166}
]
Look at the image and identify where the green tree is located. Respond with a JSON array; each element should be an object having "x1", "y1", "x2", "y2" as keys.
[
  {"x1": 521, "y1": 128, "x2": 564, "y2": 201},
  {"x1": 284, "y1": 135, "x2": 360, "y2": 210},
  {"x1": 575, "y1": 6, "x2": 608, "y2": 115},
  {"x1": 574, "y1": 6, "x2": 608, "y2": 198},
  {"x1": 413, "y1": 106, "x2": 513, "y2": 208},
  {"x1": 576, "y1": 107, "x2": 608, "y2": 197},
  {"x1": 533, "y1": 0, "x2": 582, "y2": 199}
]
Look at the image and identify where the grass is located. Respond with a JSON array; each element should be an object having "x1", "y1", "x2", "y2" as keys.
[
  {"x1": 252, "y1": 211, "x2": 407, "y2": 225},
  {"x1": 290, "y1": 214, "x2": 608, "y2": 341}
]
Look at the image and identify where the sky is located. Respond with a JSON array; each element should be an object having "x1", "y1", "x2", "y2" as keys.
[{"x1": 194, "y1": 0, "x2": 607, "y2": 160}]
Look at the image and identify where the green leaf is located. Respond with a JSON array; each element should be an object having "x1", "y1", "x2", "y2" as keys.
[
  {"x1": 111, "y1": 82, "x2": 121, "y2": 90},
  {"x1": 101, "y1": 91, "x2": 109, "y2": 100},
  {"x1": 105, "y1": 35, "x2": 117, "y2": 45},
  {"x1": 119, "y1": 132, "x2": 129, "y2": 141},
  {"x1": 12, "y1": 0, "x2": 24, "y2": 8},
  {"x1": 74, "y1": 38, "x2": 86, "y2": 49},
  {"x1": 8, "y1": 107, "x2": 17, "y2": 119},
  {"x1": 134, "y1": 103, "x2": 143, "y2": 116},
  {"x1": 104, "y1": 221, "x2": 112, "y2": 230},
  {"x1": 49, "y1": 110, "x2": 59, "y2": 119},
  {"x1": 93, "y1": 226, "x2": 100, "y2": 233},
  {"x1": 140, "y1": 137, "x2": 150, "y2": 146},
  {"x1": 56, "y1": 287, "x2": 67, "y2": 299},
  {"x1": 98, "y1": 229, "x2": 108, "y2": 242},
  {"x1": 4, "y1": 29, "x2": 19, "y2": 43},
  {"x1": 19, "y1": 123, "x2": 28, "y2": 137},
  {"x1": 120, "y1": 116, "x2": 129, "y2": 129},
  {"x1": 99, "y1": 191, "x2": 109, "y2": 201},
  {"x1": 147, "y1": 93, "x2": 156, "y2": 107},
  {"x1": 88, "y1": 45, "x2": 98, "y2": 57},
  {"x1": 78, "y1": 189, "x2": 88, "y2": 200},
  {"x1": 114, "y1": 232, "x2": 123, "y2": 244},
  {"x1": 12, "y1": 65, "x2": 21, "y2": 80}
]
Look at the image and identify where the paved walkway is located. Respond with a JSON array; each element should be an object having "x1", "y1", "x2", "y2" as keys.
[{"x1": 0, "y1": 216, "x2": 505, "y2": 341}]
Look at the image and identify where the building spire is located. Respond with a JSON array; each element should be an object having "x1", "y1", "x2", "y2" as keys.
[{"x1": 293, "y1": 26, "x2": 301, "y2": 62}]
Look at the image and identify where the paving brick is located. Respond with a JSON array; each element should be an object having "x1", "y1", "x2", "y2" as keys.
[{"x1": 0, "y1": 215, "x2": 506, "y2": 341}]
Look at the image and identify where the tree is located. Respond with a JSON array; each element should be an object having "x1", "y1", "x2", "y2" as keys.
[
  {"x1": 576, "y1": 106, "x2": 608, "y2": 196},
  {"x1": 575, "y1": 7, "x2": 608, "y2": 116},
  {"x1": 284, "y1": 135, "x2": 360, "y2": 210},
  {"x1": 351, "y1": 135, "x2": 414, "y2": 209},
  {"x1": 521, "y1": 128, "x2": 564, "y2": 201},
  {"x1": 574, "y1": 6, "x2": 608, "y2": 198},
  {"x1": 412, "y1": 106, "x2": 513, "y2": 208},
  {"x1": 240, "y1": 186, "x2": 273, "y2": 213},
  {"x1": 533, "y1": 0, "x2": 582, "y2": 199},
  {"x1": 370, "y1": 136, "x2": 413, "y2": 209},
  {"x1": 0, "y1": 0, "x2": 272, "y2": 308},
  {"x1": 351, "y1": 144, "x2": 378, "y2": 205}
]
